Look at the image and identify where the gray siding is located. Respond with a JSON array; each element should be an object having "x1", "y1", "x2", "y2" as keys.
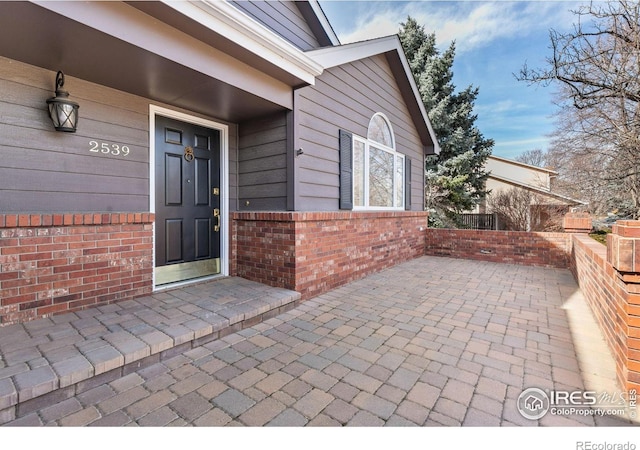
[
  {"x1": 237, "y1": 112, "x2": 289, "y2": 210},
  {"x1": 230, "y1": 1, "x2": 321, "y2": 51},
  {"x1": 0, "y1": 58, "x2": 150, "y2": 212},
  {"x1": 0, "y1": 57, "x2": 240, "y2": 214},
  {"x1": 294, "y1": 54, "x2": 426, "y2": 211}
]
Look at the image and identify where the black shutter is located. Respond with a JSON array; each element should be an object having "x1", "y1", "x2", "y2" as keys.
[
  {"x1": 339, "y1": 130, "x2": 353, "y2": 210},
  {"x1": 404, "y1": 157, "x2": 412, "y2": 210}
]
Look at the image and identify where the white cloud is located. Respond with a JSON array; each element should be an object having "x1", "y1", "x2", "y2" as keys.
[
  {"x1": 338, "y1": 6, "x2": 405, "y2": 44},
  {"x1": 493, "y1": 136, "x2": 552, "y2": 158},
  {"x1": 476, "y1": 99, "x2": 528, "y2": 115},
  {"x1": 335, "y1": 1, "x2": 580, "y2": 54}
]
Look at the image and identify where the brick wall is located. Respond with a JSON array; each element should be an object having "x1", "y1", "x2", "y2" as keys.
[
  {"x1": 571, "y1": 230, "x2": 640, "y2": 392},
  {"x1": 230, "y1": 213, "x2": 297, "y2": 291},
  {"x1": 570, "y1": 234, "x2": 634, "y2": 390},
  {"x1": 424, "y1": 228, "x2": 572, "y2": 269},
  {"x1": 231, "y1": 211, "x2": 428, "y2": 299},
  {"x1": 0, "y1": 213, "x2": 154, "y2": 326}
]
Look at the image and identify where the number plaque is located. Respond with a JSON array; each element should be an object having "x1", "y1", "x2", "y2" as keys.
[{"x1": 88, "y1": 140, "x2": 131, "y2": 157}]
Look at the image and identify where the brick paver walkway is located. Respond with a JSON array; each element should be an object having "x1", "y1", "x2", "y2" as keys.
[{"x1": 3, "y1": 256, "x2": 635, "y2": 426}]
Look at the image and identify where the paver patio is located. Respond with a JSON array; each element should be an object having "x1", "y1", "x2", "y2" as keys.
[{"x1": 2, "y1": 256, "x2": 637, "y2": 426}]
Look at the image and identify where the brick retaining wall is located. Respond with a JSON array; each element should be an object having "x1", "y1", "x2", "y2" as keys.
[
  {"x1": 570, "y1": 234, "x2": 637, "y2": 390},
  {"x1": 424, "y1": 228, "x2": 572, "y2": 269},
  {"x1": 231, "y1": 211, "x2": 428, "y2": 299},
  {"x1": 0, "y1": 213, "x2": 154, "y2": 325}
]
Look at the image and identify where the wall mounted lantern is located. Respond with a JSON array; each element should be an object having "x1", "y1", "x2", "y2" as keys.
[{"x1": 46, "y1": 71, "x2": 79, "y2": 132}]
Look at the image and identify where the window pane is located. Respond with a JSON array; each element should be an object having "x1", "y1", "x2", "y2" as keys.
[
  {"x1": 369, "y1": 146, "x2": 393, "y2": 207},
  {"x1": 353, "y1": 140, "x2": 365, "y2": 207},
  {"x1": 396, "y1": 155, "x2": 404, "y2": 207},
  {"x1": 367, "y1": 115, "x2": 393, "y2": 148}
]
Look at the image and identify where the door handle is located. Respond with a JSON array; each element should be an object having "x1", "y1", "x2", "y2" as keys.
[{"x1": 213, "y1": 208, "x2": 220, "y2": 232}]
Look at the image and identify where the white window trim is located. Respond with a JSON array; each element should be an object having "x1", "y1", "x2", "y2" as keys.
[
  {"x1": 368, "y1": 112, "x2": 396, "y2": 149},
  {"x1": 352, "y1": 136, "x2": 406, "y2": 211}
]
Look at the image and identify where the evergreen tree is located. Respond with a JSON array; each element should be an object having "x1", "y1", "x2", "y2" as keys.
[{"x1": 399, "y1": 17, "x2": 493, "y2": 227}]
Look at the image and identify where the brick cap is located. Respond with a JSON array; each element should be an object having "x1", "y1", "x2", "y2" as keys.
[
  {"x1": 0, "y1": 213, "x2": 155, "y2": 228},
  {"x1": 563, "y1": 212, "x2": 592, "y2": 233},
  {"x1": 613, "y1": 221, "x2": 640, "y2": 238},
  {"x1": 231, "y1": 211, "x2": 429, "y2": 222}
]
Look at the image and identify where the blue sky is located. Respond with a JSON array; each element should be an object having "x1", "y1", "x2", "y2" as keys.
[{"x1": 318, "y1": 0, "x2": 587, "y2": 159}]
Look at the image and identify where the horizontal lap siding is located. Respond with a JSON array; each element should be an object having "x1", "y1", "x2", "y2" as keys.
[
  {"x1": 229, "y1": 0, "x2": 320, "y2": 50},
  {"x1": 0, "y1": 57, "x2": 241, "y2": 214},
  {"x1": 295, "y1": 54, "x2": 425, "y2": 211},
  {"x1": 0, "y1": 58, "x2": 149, "y2": 212},
  {"x1": 238, "y1": 112, "x2": 288, "y2": 210}
]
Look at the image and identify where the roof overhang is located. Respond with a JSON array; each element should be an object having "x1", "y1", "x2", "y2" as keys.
[
  {"x1": 307, "y1": 36, "x2": 441, "y2": 156},
  {"x1": 155, "y1": 0, "x2": 324, "y2": 85},
  {"x1": 489, "y1": 173, "x2": 588, "y2": 205},
  {"x1": 0, "y1": 1, "x2": 326, "y2": 122},
  {"x1": 299, "y1": 0, "x2": 341, "y2": 47},
  {"x1": 488, "y1": 155, "x2": 558, "y2": 175}
]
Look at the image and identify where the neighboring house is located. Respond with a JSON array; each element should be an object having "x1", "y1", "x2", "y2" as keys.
[
  {"x1": 0, "y1": 1, "x2": 440, "y2": 325},
  {"x1": 476, "y1": 155, "x2": 587, "y2": 231}
]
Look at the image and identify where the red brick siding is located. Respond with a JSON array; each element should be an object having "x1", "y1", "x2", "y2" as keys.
[
  {"x1": 424, "y1": 229, "x2": 572, "y2": 269},
  {"x1": 571, "y1": 233, "x2": 640, "y2": 392},
  {"x1": 231, "y1": 211, "x2": 428, "y2": 299},
  {"x1": 231, "y1": 214, "x2": 297, "y2": 291},
  {"x1": 0, "y1": 213, "x2": 154, "y2": 326}
]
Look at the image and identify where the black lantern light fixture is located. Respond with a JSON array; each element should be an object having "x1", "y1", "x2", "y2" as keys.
[{"x1": 46, "y1": 71, "x2": 79, "y2": 132}]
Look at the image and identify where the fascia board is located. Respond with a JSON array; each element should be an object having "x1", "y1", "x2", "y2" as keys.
[
  {"x1": 164, "y1": 0, "x2": 324, "y2": 85},
  {"x1": 308, "y1": 0, "x2": 341, "y2": 46},
  {"x1": 308, "y1": 36, "x2": 441, "y2": 155},
  {"x1": 307, "y1": 36, "x2": 399, "y2": 68}
]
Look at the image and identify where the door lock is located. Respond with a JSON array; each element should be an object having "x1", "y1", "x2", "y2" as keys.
[
  {"x1": 213, "y1": 208, "x2": 220, "y2": 232},
  {"x1": 212, "y1": 187, "x2": 220, "y2": 196}
]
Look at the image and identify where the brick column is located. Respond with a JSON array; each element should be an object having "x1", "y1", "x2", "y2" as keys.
[
  {"x1": 607, "y1": 220, "x2": 640, "y2": 391},
  {"x1": 563, "y1": 212, "x2": 592, "y2": 233}
]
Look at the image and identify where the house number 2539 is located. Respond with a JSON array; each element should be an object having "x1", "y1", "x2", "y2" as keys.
[{"x1": 89, "y1": 140, "x2": 131, "y2": 157}]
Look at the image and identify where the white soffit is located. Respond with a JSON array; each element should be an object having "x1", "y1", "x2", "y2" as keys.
[{"x1": 165, "y1": 0, "x2": 324, "y2": 85}]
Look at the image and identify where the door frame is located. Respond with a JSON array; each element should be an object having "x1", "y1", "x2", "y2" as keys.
[{"x1": 149, "y1": 105, "x2": 230, "y2": 289}]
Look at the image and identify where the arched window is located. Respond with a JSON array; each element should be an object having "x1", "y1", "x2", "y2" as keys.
[
  {"x1": 351, "y1": 113, "x2": 405, "y2": 210},
  {"x1": 367, "y1": 113, "x2": 395, "y2": 149}
]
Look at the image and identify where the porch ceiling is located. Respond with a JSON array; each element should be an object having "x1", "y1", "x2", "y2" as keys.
[{"x1": 0, "y1": 2, "x2": 290, "y2": 123}]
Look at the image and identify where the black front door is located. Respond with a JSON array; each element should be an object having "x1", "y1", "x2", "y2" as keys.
[{"x1": 154, "y1": 115, "x2": 221, "y2": 285}]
